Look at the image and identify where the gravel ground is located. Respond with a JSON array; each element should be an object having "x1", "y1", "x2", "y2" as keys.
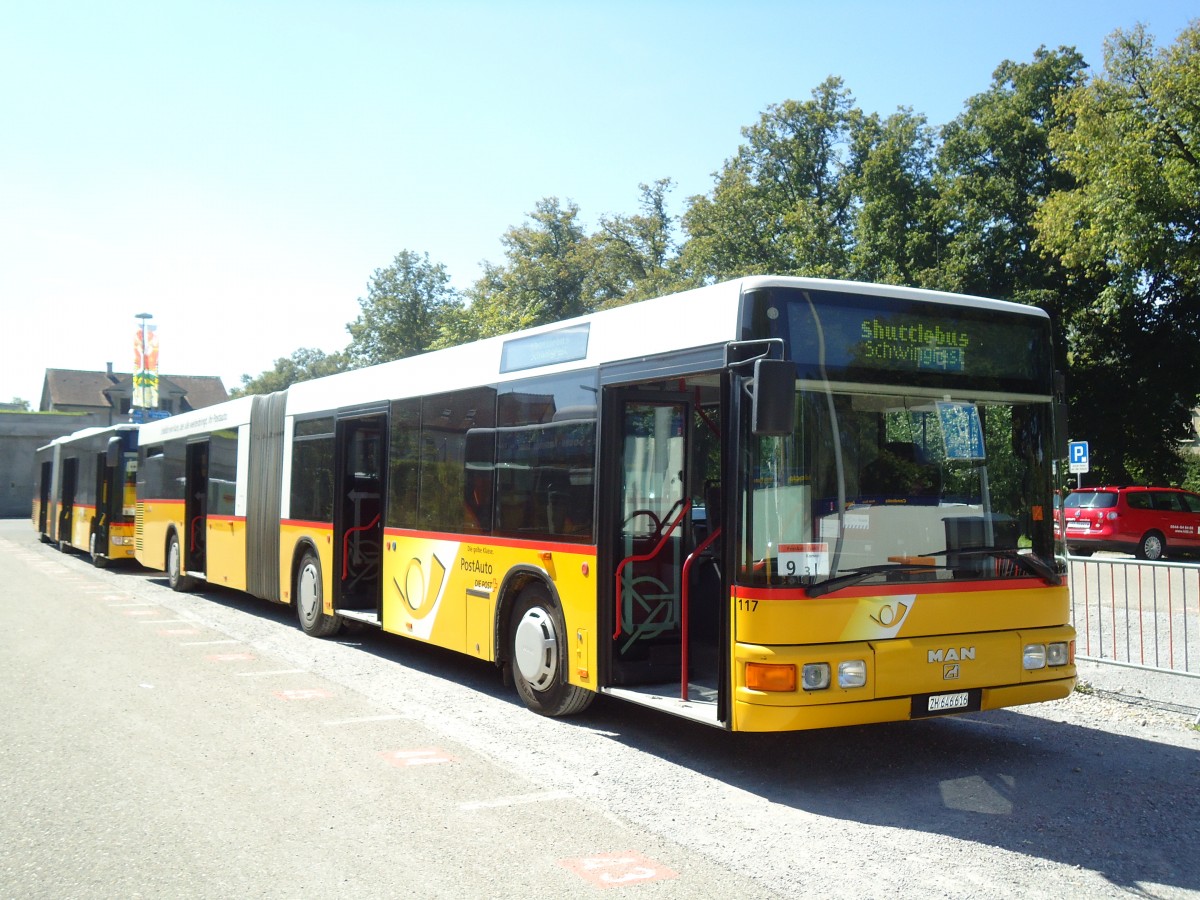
[{"x1": 5, "y1": 523, "x2": 1199, "y2": 898}]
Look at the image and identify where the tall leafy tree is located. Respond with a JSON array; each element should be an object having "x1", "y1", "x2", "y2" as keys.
[
  {"x1": 846, "y1": 108, "x2": 939, "y2": 286},
  {"x1": 587, "y1": 179, "x2": 684, "y2": 307},
  {"x1": 933, "y1": 46, "x2": 1090, "y2": 310},
  {"x1": 443, "y1": 198, "x2": 594, "y2": 345},
  {"x1": 1037, "y1": 23, "x2": 1200, "y2": 483},
  {"x1": 231, "y1": 347, "x2": 351, "y2": 397},
  {"x1": 346, "y1": 250, "x2": 461, "y2": 367},
  {"x1": 681, "y1": 77, "x2": 862, "y2": 280}
]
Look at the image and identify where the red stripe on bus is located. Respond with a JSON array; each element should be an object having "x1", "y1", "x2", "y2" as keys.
[
  {"x1": 733, "y1": 576, "x2": 1049, "y2": 601},
  {"x1": 383, "y1": 527, "x2": 596, "y2": 556}
]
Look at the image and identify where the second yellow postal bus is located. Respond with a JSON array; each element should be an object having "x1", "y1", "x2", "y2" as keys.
[
  {"x1": 34, "y1": 424, "x2": 139, "y2": 567},
  {"x1": 134, "y1": 276, "x2": 1076, "y2": 731}
]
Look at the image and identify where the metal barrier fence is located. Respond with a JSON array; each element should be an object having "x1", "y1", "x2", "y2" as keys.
[{"x1": 1067, "y1": 556, "x2": 1200, "y2": 677}]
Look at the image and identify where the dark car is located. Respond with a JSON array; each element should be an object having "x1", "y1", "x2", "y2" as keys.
[{"x1": 1058, "y1": 485, "x2": 1200, "y2": 560}]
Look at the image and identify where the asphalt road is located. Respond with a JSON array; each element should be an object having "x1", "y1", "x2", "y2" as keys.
[{"x1": 2, "y1": 519, "x2": 1198, "y2": 899}]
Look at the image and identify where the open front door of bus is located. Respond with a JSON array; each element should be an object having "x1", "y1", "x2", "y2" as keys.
[
  {"x1": 601, "y1": 378, "x2": 728, "y2": 727},
  {"x1": 332, "y1": 413, "x2": 386, "y2": 626}
]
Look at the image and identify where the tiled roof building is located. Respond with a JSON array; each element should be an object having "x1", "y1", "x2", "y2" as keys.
[{"x1": 39, "y1": 366, "x2": 228, "y2": 419}]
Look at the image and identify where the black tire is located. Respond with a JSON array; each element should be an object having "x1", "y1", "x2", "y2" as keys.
[
  {"x1": 167, "y1": 532, "x2": 195, "y2": 592},
  {"x1": 1136, "y1": 531, "x2": 1166, "y2": 561},
  {"x1": 1068, "y1": 546, "x2": 1093, "y2": 558},
  {"x1": 89, "y1": 533, "x2": 109, "y2": 568},
  {"x1": 509, "y1": 584, "x2": 593, "y2": 717},
  {"x1": 295, "y1": 551, "x2": 341, "y2": 637}
]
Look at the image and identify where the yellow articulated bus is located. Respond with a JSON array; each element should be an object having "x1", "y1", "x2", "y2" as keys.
[
  {"x1": 134, "y1": 276, "x2": 1075, "y2": 731},
  {"x1": 33, "y1": 424, "x2": 140, "y2": 567}
]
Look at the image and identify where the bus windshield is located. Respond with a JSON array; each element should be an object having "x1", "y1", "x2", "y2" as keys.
[{"x1": 740, "y1": 388, "x2": 1061, "y2": 591}]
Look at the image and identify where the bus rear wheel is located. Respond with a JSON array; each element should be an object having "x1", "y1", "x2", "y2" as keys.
[
  {"x1": 296, "y1": 551, "x2": 341, "y2": 637},
  {"x1": 167, "y1": 533, "x2": 195, "y2": 592},
  {"x1": 509, "y1": 585, "x2": 593, "y2": 717}
]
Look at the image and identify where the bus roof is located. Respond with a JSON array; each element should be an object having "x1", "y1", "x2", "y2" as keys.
[{"x1": 136, "y1": 276, "x2": 1050, "y2": 441}]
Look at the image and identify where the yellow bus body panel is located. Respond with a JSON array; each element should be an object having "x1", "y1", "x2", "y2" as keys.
[
  {"x1": 136, "y1": 500, "x2": 184, "y2": 571},
  {"x1": 105, "y1": 522, "x2": 136, "y2": 560},
  {"x1": 69, "y1": 504, "x2": 94, "y2": 552},
  {"x1": 279, "y1": 522, "x2": 335, "y2": 609},
  {"x1": 381, "y1": 531, "x2": 599, "y2": 689},
  {"x1": 206, "y1": 517, "x2": 247, "y2": 591},
  {"x1": 730, "y1": 582, "x2": 1075, "y2": 731}
]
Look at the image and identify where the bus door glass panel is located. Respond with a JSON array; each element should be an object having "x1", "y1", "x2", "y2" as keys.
[
  {"x1": 618, "y1": 401, "x2": 687, "y2": 655},
  {"x1": 58, "y1": 457, "x2": 78, "y2": 542},
  {"x1": 38, "y1": 461, "x2": 51, "y2": 534},
  {"x1": 122, "y1": 452, "x2": 138, "y2": 518},
  {"x1": 94, "y1": 452, "x2": 111, "y2": 549},
  {"x1": 336, "y1": 416, "x2": 385, "y2": 610},
  {"x1": 185, "y1": 442, "x2": 209, "y2": 573}
]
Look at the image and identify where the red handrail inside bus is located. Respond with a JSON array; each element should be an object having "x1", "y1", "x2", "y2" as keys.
[
  {"x1": 613, "y1": 500, "x2": 691, "y2": 640},
  {"x1": 342, "y1": 514, "x2": 381, "y2": 579},
  {"x1": 190, "y1": 515, "x2": 203, "y2": 549},
  {"x1": 679, "y1": 525, "x2": 722, "y2": 700}
]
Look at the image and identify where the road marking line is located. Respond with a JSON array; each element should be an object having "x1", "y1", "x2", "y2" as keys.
[
  {"x1": 380, "y1": 748, "x2": 456, "y2": 768},
  {"x1": 274, "y1": 688, "x2": 334, "y2": 700},
  {"x1": 236, "y1": 669, "x2": 306, "y2": 677},
  {"x1": 459, "y1": 790, "x2": 573, "y2": 810},
  {"x1": 322, "y1": 714, "x2": 409, "y2": 725}
]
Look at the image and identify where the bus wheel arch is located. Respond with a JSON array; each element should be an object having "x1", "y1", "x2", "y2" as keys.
[
  {"x1": 502, "y1": 575, "x2": 594, "y2": 717},
  {"x1": 294, "y1": 543, "x2": 342, "y2": 637}
]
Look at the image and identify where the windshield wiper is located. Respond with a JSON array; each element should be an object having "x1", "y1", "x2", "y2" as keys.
[
  {"x1": 805, "y1": 563, "x2": 946, "y2": 598},
  {"x1": 916, "y1": 547, "x2": 1063, "y2": 585}
]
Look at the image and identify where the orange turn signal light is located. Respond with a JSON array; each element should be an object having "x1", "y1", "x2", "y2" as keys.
[{"x1": 745, "y1": 662, "x2": 797, "y2": 692}]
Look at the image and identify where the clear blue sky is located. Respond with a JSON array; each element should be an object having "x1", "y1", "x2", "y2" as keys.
[{"x1": 2, "y1": 1, "x2": 1194, "y2": 406}]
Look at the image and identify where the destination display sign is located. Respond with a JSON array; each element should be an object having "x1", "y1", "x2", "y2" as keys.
[{"x1": 772, "y1": 289, "x2": 1053, "y2": 392}]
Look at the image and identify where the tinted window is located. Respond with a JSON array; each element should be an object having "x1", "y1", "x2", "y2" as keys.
[
  {"x1": 494, "y1": 374, "x2": 597, "y2": 542},
  {"x1": 419, "y1": 387, "x2": 497, "y2": 533},
  {"x1": 291, "y1": 416, "x2": 334, "y2": 522},
  {"x1": 209, "y1": 430, "x2": 238, "y2": 516},
  {"x1": 1124, "y1": 492, "x2": 1152, "y2": 510},
  {"x1": 1150, "y1": 492, "x2": 1185, "y2": 513},
  {"x1": 140, "y1": 442, "x2": 185, "y2": 501},
  {"x1": 387, "y1": 398, "x2": 421, "y2": 529},
  {"x1": 1065, "y1": 492, "x2": 1117, "y2": 510}
]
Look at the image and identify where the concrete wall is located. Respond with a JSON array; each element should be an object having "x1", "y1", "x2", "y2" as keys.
[{"x1": 0, "y1": 412, "x2": 95, "y2": 518}]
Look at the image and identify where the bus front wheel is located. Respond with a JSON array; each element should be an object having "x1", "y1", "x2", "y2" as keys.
[
  {"x1": 89, "y1": 533, "x2": 109, "y2": 568},
  {"x1": 509, "y1": 585, "x2": 593, "y2": 717},
  {"x1": 167, "y1": 533, "x2": 195, "y2": 592},
  {"x1": 295, "y1": 551, "x2": 341, "y2": 638}
]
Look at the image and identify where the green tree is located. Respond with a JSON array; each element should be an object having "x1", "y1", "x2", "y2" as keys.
[
  {"x1": 587, "y1": 179, "x2": 685, "y2": 307},
  {"x1": 442, "y1": 198, "x2": 594, "y2": 345},
  {"x1": 846, "y1": 108, "x2": 940, "y2": 285},
  {"x1": 1037, "y1": 23, "x2": 1200, "y2": 484},
  {"x1": 231, "y1": 347, "x2": 351, "y2": 397},
  {"x1": 932, "y1": 47, "x2": 1090, "y2": 308},
  {"x1": 681, "y1": 77, "x2": 862, "y2": 280},
  {"x1": 346, "y1": 250, "x2": 461, "y2": 367}
]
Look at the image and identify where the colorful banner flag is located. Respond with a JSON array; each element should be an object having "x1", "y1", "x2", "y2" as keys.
[{"x1": 133, "y1": 323, "x2": 159, "y2": 409}]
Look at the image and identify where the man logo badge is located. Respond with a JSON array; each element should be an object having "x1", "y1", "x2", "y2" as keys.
[{"x1": 943, "y1": 664, "x2": 960, "y2": 680}]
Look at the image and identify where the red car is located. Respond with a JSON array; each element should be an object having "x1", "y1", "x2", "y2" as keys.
[{"x1": 1059, "y1": 486, "x2": 1200, "y2": 560}]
